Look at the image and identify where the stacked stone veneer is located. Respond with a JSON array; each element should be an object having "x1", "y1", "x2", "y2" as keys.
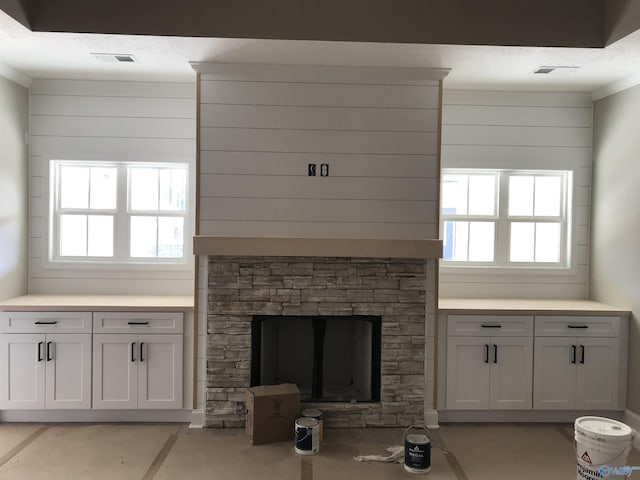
[{"x1": 206, "y1": 255, "x2": 435, "y2": 428}]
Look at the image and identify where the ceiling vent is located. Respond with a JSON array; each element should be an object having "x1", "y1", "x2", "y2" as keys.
[
  {"x1": 91, "y1": 53, "x2": 137, "y2": 63},
  {"x1": 534, "y1": 66, "x2": 579, "y2": 74}
]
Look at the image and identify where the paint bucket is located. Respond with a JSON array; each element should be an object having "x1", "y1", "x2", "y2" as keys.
[
  {"x1": 295, "y1": 417, "x2": 320, "y2": 455},
  {"x1": 574, "y1": 416, "x2": 633, "y2": 480},
  {"x1": 302, "y1": 409, "x2": 324, "y2": 442},
  {"x1": 404, "y1": 425, "x2": 431, "y2": 474}
]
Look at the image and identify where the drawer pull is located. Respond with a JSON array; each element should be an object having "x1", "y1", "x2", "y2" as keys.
[
  {"x1": 567, "y1": 325, "x2": 589, "y2": 329},
  {"x1": 34, "y1": 321, "x2": 58, "y2": 325},
  {"x1": 128, "y1": 321, "x2": 150, "y2": 326},
  {"x1": 481, "y1": 324, "x2": 502, "y2": 329}
]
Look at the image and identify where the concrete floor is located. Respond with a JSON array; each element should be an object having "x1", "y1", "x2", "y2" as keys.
[{"x1": 0, "y1": 423, "x2": 638, "y2": 479}]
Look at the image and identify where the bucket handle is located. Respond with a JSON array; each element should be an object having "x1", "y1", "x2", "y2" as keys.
[{"x1": 404, "y1": 425, "x2": 430, "y2": 440}]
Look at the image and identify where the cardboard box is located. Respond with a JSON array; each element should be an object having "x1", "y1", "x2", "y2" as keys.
[{"x1": 245, "y1": 383, "x2": 301, "y2": 445}]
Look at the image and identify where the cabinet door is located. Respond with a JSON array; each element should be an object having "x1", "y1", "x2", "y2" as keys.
[
  {"x1": 93, "y1": 334, "x2": 138, "y2": 409},
  {"x1": 490, "y1": 337, "x2": 533, "y2": 409},
  {"x1": 576, "y1": 338, "x2": 619, "y2": 410},
  {"x1": 446, "y1": 337, "x2": 490, "y2": 410},
  {"x1": 45, "y1": 334, "x2": 92, "y2": 409},
  {"x1": 137, "y1": 334, "x2": 183, "y2": 409},
  {"x1": 533, "y1": 337, "x2": 577, "y2": 410},
  {"x1": 0, "y1": 334, "x2": 46, "y2": 409}
]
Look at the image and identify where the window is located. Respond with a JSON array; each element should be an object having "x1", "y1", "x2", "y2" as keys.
[
  {"x1": 50, "y1": 161, "x2": 188, "y2": 264},
  {"x1": 441, "y1": 169, "x2": 571, "y2": 268}
]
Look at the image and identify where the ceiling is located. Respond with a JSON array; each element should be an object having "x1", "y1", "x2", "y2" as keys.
[{"x1": 2, "y1": 1, "x2": 640, "y2": 97}]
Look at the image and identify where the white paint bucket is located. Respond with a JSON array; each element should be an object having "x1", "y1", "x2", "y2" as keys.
[
  {"x1": 295, "y1": 417, "x2": 320, "y2": 455},
  {"x1": 574, "y1": 416, "x2": 633, "y2": 480},
  {"x1": 404, "y1": 425, "x2": 431, "y2": 474},
  {"x1": 302, "y1": 409, "x2": 324, "y2": 442}
]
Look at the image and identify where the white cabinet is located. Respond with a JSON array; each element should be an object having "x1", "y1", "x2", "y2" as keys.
[
  {"x1": 92, "y1": 313, "x2": 183, "y2": 409},
  {"x1": 446, "y1": 316, "x2": 533, "y2": 410},
  {"x1": 533, "y1": 316, "x2": 622, "y2": 410},
  {"x1": 0, "y1": 313, "x2": 92, "y2": 409}
]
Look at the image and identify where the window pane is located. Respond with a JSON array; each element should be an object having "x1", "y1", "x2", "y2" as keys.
[
  {"x1": 130, "y1": 168, "x2": 159, "y2": 211},
  {"x1": 534, "y1": 176, "x2": 561, "y2": 217},
  {"x1": 60, "y1": 166, "x2": 89, "y2": 209},
  {"x1": 89, "y1": 167, "x2": 117, "y2": 210},
  {"x1": 441, "y1": 175, "x2": 468, "y2": 215},
  {"x1": 59, "y1": 215, "x2": 87, "y2": 256},
  {"x1": 130, "y1": 216, "x2": 158, "y2": 257},
  {"x1": 535, "y1": 222, "x2": 561, "y2": 262},
  {"x1": 159, "y1": 169, "x2": 187, "y2": 211},
  {"x1": 445, "y1": 221, "x2": 469, "y2": 261},
  {"x1": 468, "y1": 222, "x2": 495, "y2": 261},
  {"x1": 87, "y1": 215, "x2": 114, "y2": 257},
  {"x1": 468, "y1": 175, "x2": 496, "y2": 215},
  {"x1": 510, "y1": 222, "x2": 535, "y2": 262},
  {"x1": 509, "y1": 176, "x2": 534, "y2": 216},
  {"x1": 158, "y1": 217, "x2": 184, "y2": 257}
]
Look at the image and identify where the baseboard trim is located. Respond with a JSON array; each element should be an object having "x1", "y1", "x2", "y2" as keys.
[
  {"x1": 0, "y1": 409, "x2": 194, "y2": 423},
  {"x1": 438, "y1": 410, "x2": 625, "y2": 423},
  {"x1": 425, "y1": 409, "x2": 439, "y2": 429},
  {"x1": 189, "y1": 409, "x2": 205, "y2": 428}
]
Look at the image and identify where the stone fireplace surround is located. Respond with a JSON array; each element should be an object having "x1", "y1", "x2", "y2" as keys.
[{"x1": 205, "y1": 248, "x2": 437, "y2": 428}]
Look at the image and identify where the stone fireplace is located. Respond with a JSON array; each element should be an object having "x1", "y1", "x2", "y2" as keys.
[{"x1": 203, "y1": 243, "x2": 438, "y2": 428}]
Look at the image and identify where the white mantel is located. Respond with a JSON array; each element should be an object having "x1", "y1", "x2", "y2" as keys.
[{"x1": 193, "y1": 236, "x2": 442, "y2": 259}]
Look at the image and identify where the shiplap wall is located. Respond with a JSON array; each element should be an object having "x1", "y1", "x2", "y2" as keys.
[
  {"x1": 195, "y1": 63, "x2": 447, "y2": 239},
  {"x1": 28, "y1": 79, "x2": 196, "y2": 295},
  {"x1": 439, "y1": 90, "x2": 593, "y2": 299}
]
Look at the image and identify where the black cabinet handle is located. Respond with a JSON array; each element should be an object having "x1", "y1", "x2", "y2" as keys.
[
  {"x1": 140, "y1": 342, "x2": 144, "y2": 362},
  {"x1": 46, "y1": 342, "x2": 53, "y2": 361},
  {"x1": 493, "y1": 344, "x2": 498, "y2": 364},
  {"x1": 567, "y1": 325, "x2": 589, "y2": 329},
  {"x1": 481, "y1": 324, "x2": 502, "y2": 328},
  {"x1": 571, "y1": 345, "x2": 576, "y2": 364},
  {"x1": 131, "y1": 342, "x2": 136, "y2": 362},
  {"x1": 128, "y1": 321, "x2": 149, "y2": 326},
  {"x1": 484, "y1": 344, "x2": 489, "y2": 363},
  {"x1": 34, "y1": 321, "x2": 58, "y2": 325},
  {"x1": 580, "y1": 345, "x2": 585, "y2": 364},
  {"x1": 37, "y1": 341, "x2": 43, "y2": 362}
]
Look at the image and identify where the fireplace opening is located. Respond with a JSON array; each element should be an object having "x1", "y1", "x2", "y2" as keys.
[{"x1": 251, "y1": 316, "x2": 381, "y2": 402}]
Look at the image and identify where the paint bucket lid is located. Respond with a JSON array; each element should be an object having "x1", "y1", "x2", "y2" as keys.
[
  {"x1": 302, "y1": 409, "x2": 323, "y2": 418},
  {"x1": 575, "y1": 417, "x2": 632, "y2": 439},
  {"x1": 296, "y1": 417, "x2": 319, "y2": 427}
]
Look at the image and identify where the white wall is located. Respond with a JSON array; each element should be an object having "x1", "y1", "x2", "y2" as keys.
[
  {"x1": 28, "y1": 79, "x2": 196, "y2": 295},
  {"x1": 0, "y1": 75, "x2": 29, "y2": 300},
  {"x1": 439, "y1": 90, "x2": 593, "y2": 299},
  {"x1": 592, "y1": 84, "x2": 640, "y2": 414},
  {"x1": 195, "y1": 63, "x2": 446, "y2": 239}
]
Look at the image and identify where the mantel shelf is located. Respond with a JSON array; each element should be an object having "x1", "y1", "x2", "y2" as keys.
[{"x1": 193, "y1": 236, "x2": 442, "y2": 259}]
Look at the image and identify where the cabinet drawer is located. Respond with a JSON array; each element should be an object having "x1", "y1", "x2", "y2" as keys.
[
  {"x1": 93, "y1": 312, "x2": 183, "y2": 334},
  {"x1": 447, "y1": 315, "x2": 533, "y2": 337},
  {"x1": 0, "y1": 312, "x2": 92, "y2": 333},
  {"x1": 535, "y1": 316, "x2": 620, "y2": 337}
]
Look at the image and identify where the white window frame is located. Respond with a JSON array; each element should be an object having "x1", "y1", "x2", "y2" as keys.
[
  {"x1": 49, "y1": 159, "x2": 190, "y2": 267},
  {"x1": 441, "y1": 168, "x2": 572, "y2": 270}
]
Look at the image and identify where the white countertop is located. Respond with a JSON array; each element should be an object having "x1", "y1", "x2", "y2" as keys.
[
  {"x1": 0, "y1": 295, "x2": 194, "y2": 312},
  {"x1": 438, "y1": 298, "x2": 630, "y2": 316}
]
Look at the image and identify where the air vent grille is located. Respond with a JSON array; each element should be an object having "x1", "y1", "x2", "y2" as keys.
[{"x1": 92, "y1": 53, "x2": 137, "y2": 63}]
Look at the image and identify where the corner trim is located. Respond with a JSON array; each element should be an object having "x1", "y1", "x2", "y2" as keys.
[
  {"x1": 0, "y1": 62, "x2": 32, "y2": 88},
  {"x1": 592, "y1": 73, "x2": 640, "y2": 101}
]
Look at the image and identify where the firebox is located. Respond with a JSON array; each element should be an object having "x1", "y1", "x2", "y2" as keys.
[{"x1": 251, "y1": 315, "x2": 381, "y2": 402}]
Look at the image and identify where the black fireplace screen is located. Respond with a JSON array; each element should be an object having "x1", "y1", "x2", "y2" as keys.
[{"x1": 251, "y1": 316, "x2": 381, "y2": 402}]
